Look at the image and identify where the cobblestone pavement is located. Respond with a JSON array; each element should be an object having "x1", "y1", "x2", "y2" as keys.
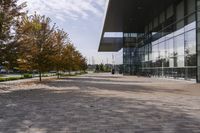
[{"x1": 0, "y1": 73, "x2": 200, "y2": 133}]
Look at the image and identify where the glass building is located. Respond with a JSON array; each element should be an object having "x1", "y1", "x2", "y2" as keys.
[{"x1": 99, "y1": 0, "x2": 200, "y2": 83}]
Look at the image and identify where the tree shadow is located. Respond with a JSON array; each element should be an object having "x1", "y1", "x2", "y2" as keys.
[
  {"x1": 82, "y1": 75, "x2": 123, "y2": 79},
  {"x1": 62, "y1": 77, "x2": 153, "y2": 83},
  {"x1": 43, "y1": 78, "x2": 186, "y2": 95}
]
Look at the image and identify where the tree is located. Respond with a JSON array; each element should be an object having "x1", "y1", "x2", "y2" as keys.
[
  {"x1": 73, "y1": 50, "x2": 82, "y2": 71},
  {"x1": 99, "y1": 63, "x2": 104, "y2": 72},
  {"x1": 1, "y1": 41, "x2": 20, "y2": 73},
  {"x1": 73, "y1": 50, "x2": 88, "y2": 73},
  {"x1": 52, "y1": 29, "x2": 69, "y2": 78},
  {"x1": 62, "y1": 44, "x2": 76, "y2": 74},
  {"x1": 80, "y1": 56, "x2": 87, "y2": 72},
  {"x1": 16, "y1": 13, "x2": 55, "y2": 81},
  {"x1": 62, "y1": 43, "x2": 87, "y2": 74},
  {"x1": 0, "y1": 1, "x2": 87, "y2": 79},
  {"x1": 105, "y1": 65, "x2": 111, "y2": 72},
  {"x1": 0, "y1": 0, "x2": 26, "y2": 70},
  {"x1": 95, "y1": 65, "x2": 99, "y2": 72}
]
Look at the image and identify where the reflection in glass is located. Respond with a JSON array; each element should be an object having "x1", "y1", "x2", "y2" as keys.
[
  {"x1": 185, "y1": 30, "x2": 196, "y2": 55},
  {"x1": 167, "y1": 39, "x2": 174, "y2": 57},
  {"x1": 187, "y1": 68, "x2": 197, "y2": 79},
  {"x1": 159, "y1": 42, "x2": 165, "y2": 58},
  {"x1": 177, "y1": 56, "x2": 185, "y2": 67},
  {"x1": 126, "y1": 6, "x2": 197, "y2": 80},
  {"x1": 145, "y1": 45, "x2": 149, "y2": 62},
  {"x1": 169, "y1": 58, "x2": 174, "y2": 67},
  {"x1": 174, "y1": 34, "x2": 184, "y2": 56},
  {"x1": 152, "y1": 45, "x2": 159, "y2": 62},
  {"x1": 185, "y1": 55, "x2": 196, "y2": 66},
  {"x1": 185, "y1": 22, "x2": 196, "y2": 31}
]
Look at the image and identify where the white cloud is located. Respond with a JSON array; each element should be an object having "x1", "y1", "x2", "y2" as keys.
[
  {"x1": 17, "y1": 0, "x2": 114, "y2": 64},
  {"x1": 18, "y1": 0, "x2": 107, "y2": 21}
]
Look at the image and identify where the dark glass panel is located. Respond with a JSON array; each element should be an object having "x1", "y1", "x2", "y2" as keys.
[
  {"x1": 185, "y1": 54, "x2": 197, "y2": 66},
  {"x1": 187, "y1": 68, "x2": 197, "y2": 79}
]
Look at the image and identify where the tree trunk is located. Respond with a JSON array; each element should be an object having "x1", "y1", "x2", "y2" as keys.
[
  {"x1": 57, "y1": 70, "x2": 60, "y2": 79},
  {"x1": 39, "y1": 71, "x2": 42, "y2": 82}
]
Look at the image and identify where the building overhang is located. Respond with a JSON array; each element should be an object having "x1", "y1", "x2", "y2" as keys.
[
  {"x1": 99, "y1": 37, "x2": 123, "y2": 52},
  {"x1": 98, "y1": 0, "x2": 179, "y2": 52}
]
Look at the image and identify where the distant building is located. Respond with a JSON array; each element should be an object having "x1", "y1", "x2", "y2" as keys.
[{"x1": 99, "y1": 0, "x2": 200, "y2": 83}]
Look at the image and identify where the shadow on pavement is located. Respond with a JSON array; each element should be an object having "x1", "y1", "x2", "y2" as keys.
[
  {"x1": 0, "y1": 87, "x2": 200, "y2": 132},
  {"x1": 0, "y1": 75, "x2": 199, "y2": 132},
  {"x1": 44, "y1": 77, "x2": 185, "y2": 94}
]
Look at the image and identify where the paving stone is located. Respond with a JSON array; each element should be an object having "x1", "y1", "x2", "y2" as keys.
[{"x1": 0, "y1": 73, "x2": 200, "y2": 133}]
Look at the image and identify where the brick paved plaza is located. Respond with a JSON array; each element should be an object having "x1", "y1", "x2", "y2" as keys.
[{"x1": 0, "y1": 73, "x2": 200, "y2": 133}]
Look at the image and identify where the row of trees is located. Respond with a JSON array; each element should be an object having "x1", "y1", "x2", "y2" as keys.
[
  {"x1": 0, "y1": 0, "x2": 87, "y2": 81},
  {"x1": 95, "y1": 64, "x2": 112, "y2": 73}
]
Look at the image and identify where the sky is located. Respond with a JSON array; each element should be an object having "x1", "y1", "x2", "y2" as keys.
[{"x1": 18, "y1": 0, "x2": 123, "y2": 64}]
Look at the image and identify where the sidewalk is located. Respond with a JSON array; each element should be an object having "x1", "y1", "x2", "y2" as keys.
[{"x1": 0, "y1": 73, "x2": 200, "y2": 133}]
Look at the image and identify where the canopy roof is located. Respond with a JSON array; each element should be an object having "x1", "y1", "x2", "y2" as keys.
[{"x1": 99, "y1": 0, "x2": 178, "y2": 52}]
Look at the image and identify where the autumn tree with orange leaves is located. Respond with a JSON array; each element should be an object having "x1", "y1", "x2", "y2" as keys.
[
  {"x1": 0, "y1": 0, "x2": 87, "y2": 81},
  {"x1": 17, "y1": 14, "x2": 56, "y2": 81}
]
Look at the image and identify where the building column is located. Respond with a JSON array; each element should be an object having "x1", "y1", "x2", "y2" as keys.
[{"x1": 197, "y1": 0, "x2": 200, "y2": 83}]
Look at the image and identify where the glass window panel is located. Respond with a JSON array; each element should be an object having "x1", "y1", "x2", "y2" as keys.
[
  {"x1": 176, "y1": 1, "x2": 184, "y2": 20},
  {"x1": 156, "y1": 59, "x2": 162, "y2": 68},
  {"x1": 198, "y1": 10, "x2": 200, "y2": 21},
  {"x1": 187, "y1": 14, "x2": 195, "y2": 24},
  {"x1": 165, "y1": 40, "x2": 169, "y2": 58},
  {"x1": 174, "y1": 34, "x2": 184, "y2": 56},
  {"x1": 186, "y1": 0, "x2": 195, "y2": 25},
  {"x1": 187, "y1": 0, "x2": 195, "y2": 15},
  {"x1": 165, "y1": 33, "x2": 173, "y2": 40},
  {"x1": 174, "y1": 56, "x2": 178, "y2": 67},
  {"x1": 149, "y1": 44, "x2": 152, "y2": 61},
  {"x1": 152, "y1": 46, "x2": 156, "y2": 62},
  {"x1": 141, "y1": 47, "x2": 145, "y2": 62},
  {"x1": 145, "y1": 45, "x2": 149, "y2": 62},
  {"x1": 167, "y1": 5, "x2": 173, "y2": 19},
  {"x1": 154, "y1": 17, "x2": 158, "y2": 28},
  {"x1": 145, "y1": 25, "x2": 148, "y2": 33},
  {"x1": 159, "y1": 36, "x2": 165, "y2": 43},
  {"x1": 159, "y1": 42, "x2": 165, "y2": 59},
  {"x1": 177, "y1": 56, "x2": 185, "y2": 67},
  {"x1": 149, "y1": 22, "x2": 153, "y2": 31},
  {"x1": 159, "y1": 12, "x2": 165, "y2": 24},
  {"x1": 187, "y1": 68, "x2": 197, "y2": 79},
  {"x1": 164, "y1": 59, "x2": 169, "y2": 67},
  {"x1": 198, "y1": 0, "x2": 200, "y2": 10},
  {"x1": 169, "y1": 58, "x2": 174, "y2": 67},
  {"x1": 152, "y1": 44, "x2": 159, "y2": 62},
  {"x1": 177, "y1": 68, "x2": 185, "y2": 78},
  {"x1": 168, "y1": 38, "x2": 174, "y2": 57},
  {"x1": 152, "y1": 40, "x2": 158, "y2": 45},
  {"x1": 185, "y1": 30, "x2": 196, "y2": 55},
  {"x1": 185, "y1": 54, "x2": 197, "y2": 66},
  {"x1": 185, "y1": 21, "x2": 196, "y2": 31},
  {"x1": 176, "y1": 1, "x2": 184, "y2": 30},
  {"x1": 176, "y1": 21, "x2": 184, "y2": 30},
  {"x1": 174, "y1": 28, "x2": 184, "y2": 36}
]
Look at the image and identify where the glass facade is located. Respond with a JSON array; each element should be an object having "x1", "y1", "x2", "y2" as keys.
[
  {"x1": 123, "y1": 33, "x2": 140, "y2": 75},
  {"x1": 137, "y1": 24, "x2": 196, "y2": 79},
  {"x1": 123, "y1": 0, "x2": 198, "y2": 81},
  {"x1": 197, "y1": 0, "x2": 200, "y2": 83}
]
